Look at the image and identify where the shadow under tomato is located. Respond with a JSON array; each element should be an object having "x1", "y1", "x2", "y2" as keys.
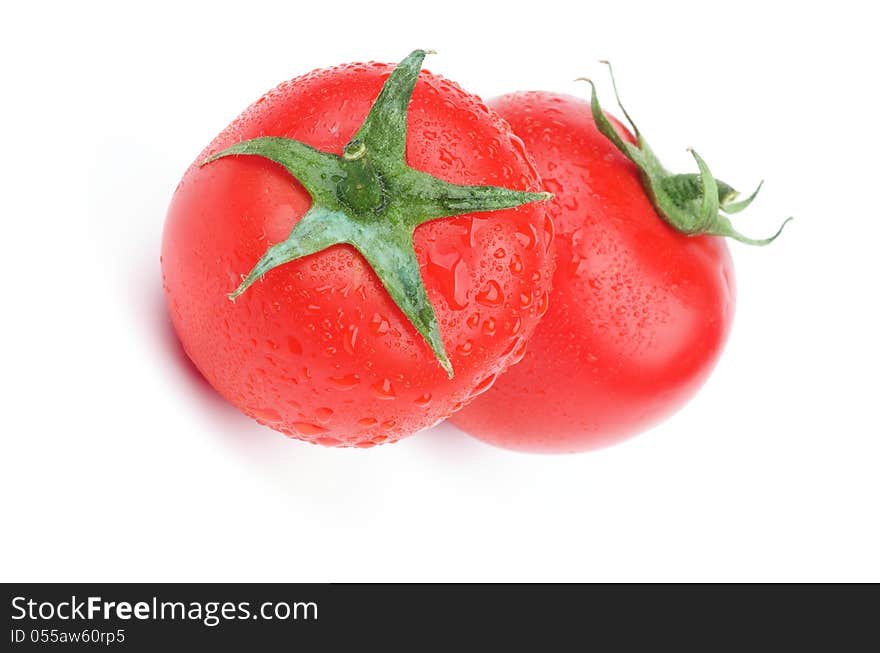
[
  {"x1": 154, "y1": 278, "x2": 493, "y2": 468},
  {"x1": 151, "y1": 288, "x2": 275, "y2": 448},
  {"x1": 157, "y1": 302, "x2": 229, "y2": 411}
]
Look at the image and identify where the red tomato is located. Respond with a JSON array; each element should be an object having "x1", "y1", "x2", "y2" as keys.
[
  {"x1": 451, "y1": 92, "x2": 735, "y2": 452},
  {"x1": 162, "y1": 59, "x2": 553, "y2": 447}
]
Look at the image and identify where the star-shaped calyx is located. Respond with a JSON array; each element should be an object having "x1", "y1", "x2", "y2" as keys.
[
  {"x1": 202, "y1": 50, "x2": 551, "y2": 378},
  {"x1": 579, "y1": 62, "x2": 791, "y2": 245}
]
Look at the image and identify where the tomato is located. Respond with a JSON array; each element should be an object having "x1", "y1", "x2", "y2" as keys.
[
  {"x1": 451, "y1": 91, "x2": 737, "y2": 452},
  {"x1": 161, "y1": 52, "x2": 553, "y2": 447}
]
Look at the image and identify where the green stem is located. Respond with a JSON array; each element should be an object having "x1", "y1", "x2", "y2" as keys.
[
  {"x1": 337, "y1": 140, "x2": 386, "y2": 213},
  {"x1": 581, "y1": 63, "x2": 791, "y2": 245},
  {"x1": 201, "y1": 49, "x2": 552, "y2": 378}
]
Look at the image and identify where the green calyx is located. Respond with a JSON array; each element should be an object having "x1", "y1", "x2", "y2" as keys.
[
  {"x1": 579, "y1": 62, "x2": 791, "y2": 245},
  {"x1": 201, "y1": 50, "x2": 552, "y2": 378}
]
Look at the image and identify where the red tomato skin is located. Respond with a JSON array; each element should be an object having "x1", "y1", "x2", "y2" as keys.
[
  {"x1": 161, "y1": 64, "x2": 553, "y2": 447},
  {"x1": 451, "y1": 91, "x2": 735, "y2": 453}
]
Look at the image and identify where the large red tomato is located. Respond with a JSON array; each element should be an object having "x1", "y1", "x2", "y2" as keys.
[
  {"x1": 162, "y1": 52, "x2": 553, "y2": 447},
  {"x1": 451, "y1": 91, "x2": 736, "y2": 452}
]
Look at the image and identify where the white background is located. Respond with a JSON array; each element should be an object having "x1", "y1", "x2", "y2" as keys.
[{"x1": 2, "y1": 1, "x2": 878, "y2": 582}]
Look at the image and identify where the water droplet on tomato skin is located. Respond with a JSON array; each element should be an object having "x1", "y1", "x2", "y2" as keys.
[
  {"x1": 315, "y1": 436, "x2": 341, "y2": 447},
  {"x1": 329, "y1": 373, "x2": 360, "y2": 389},
  {"x1": 457, "y1": 340, "x2": 473, "y2": 356},
  {"x1": 514, "y1": 223, "x2": 539, "y2": 249},
  {"x1": 369, "y1": 313, "x2": 390, "y2": 335},
  {"x1": 536, "y1": 291, "x2": 549, "y2": 318},
  {"x1": 315, "y1": 407, "x2": 334, "y2": 423},
  {"x1": 292, "y1": 422, "x2": 328, "y2": 436},
  {"x1": 543, "y1": 216, "x2": 555, "y2": 252},
  {"x1": 470, "y1": 373, "x2": 498, "y2": 397},
  {"x1": 414, "y1": 393, "x2": 432, "y2": 407},
  {"x1": 426, "y1": 243, "x2": 470, "y2": 310},
  {"x1": 500, "y1": 337, "x2": 519, "y2": 359},
  {"x1": 509, "y1": 255, "x2": 524, "y2": 275},
  {"x1": 372, "y1": 378, "x2": 396, "y2": 400},
  {"x1": 251, "y1": 407, "x2": 282, "y2": 423},
  {"x1": 358, "y1": 417, "x2": 378, "y2": 427},
  {"x1": 509, "y1": 316, "x2": 522, "y2": 335},
  {"x1": 466, "y1": 313, "x2": 480, "y2": 329},
  {"x1": 482, "y1": 317, "x2": 496, "y2": 336},
  {"x1": 476, "y1": 280, "x2": 503, "y2": 307},
  {"x1": 508, "y1": 338, "x2": 529, "y2": 365},
  {"x1": 542, "y1": 177, "x2": 564, "y2": 196},
  {"x1": 343, "y1": 325, "x2": 359, "y2": 354}
]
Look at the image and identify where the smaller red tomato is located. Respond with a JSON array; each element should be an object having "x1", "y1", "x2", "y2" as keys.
[{"x1": 453, "y1": 88, "x2": 750, "y2": 452}]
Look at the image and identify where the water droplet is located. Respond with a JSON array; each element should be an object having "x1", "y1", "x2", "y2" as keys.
[
  {"x1": 509, "y1": 316, "x2": 522, "y2": 335},
  {"x1": 544, "y1": 216, "x2": 555, "y2": 251},
  {"x1": 329, "y1": 373, "x2": 360, "y2": 389},
  {"x1": 372, "y1": 378, "x2": 396, "y2": 400},
  {"x1": 536, "y1": 291, "x2": 549, "y2": 317},
  {"x1": 324, "y1": 346, "x2": 337, "y2": 357},
  {"x1": 292, "y1": 422, "x2": 328, "y2": 436},
  {"x1": 515, "y1": 223, "x2": 538, "y2": 249},
  {"x1": 426, "y1": 243, "x2": 470, "y2": 310},
  {"x1": 509, "y1": 338, "x2": 528, "y2": 365},
  {"x1": 414, "y1": 393, "x2": 432, "y2": 407},
  {"x1": 457, "y1": 340, "x2": 473, "y2": 355},
  {"x1": 369, "y1": 313, "x2": 390, "y2": 335},
  {"x1": 463, "y1": 217, "x2": 478, "y2": 248},
  {"x1": 476, "y1": 280, "x2": 503, "y2": 307},
  {"x1": 315, "y1": 436, "x2": 341, "y2": 446},
  {"x1": 543, "y1": 177, "x2": 563, "y2": 195},
  {"x1": 518, "y1": 290, "x2": 533, "y2": 309},
  {"x1": 315, "y1": 407, "x2": 334, "y2": 423},
  {"x1": 344, "y1": 325, "x2": 359, "y2": 354},
  {"x1": 466, "y1": 313, "x2": 480, "y2": 329},
  {"x1": 381, "y1": 419, "x2": 396, "y2": 429},
  {"x1": 439, "y1": 149, "x2": 457, "y2": 166},
  {"x1": 509, "y1": 254, "x2": 524, "y2": 275},
  {"x1": 482, "y1": 317, "x2": 496, "y2": 335},
  {"x1": 471, "y1": 373, "x2": 497, "y2": 397},
  {"x1": 251, "y1": 407, "x2": 281, "y2": 423},
  {"x1": 493, "y1": 247, "x2": 506, "y2": 259},
  {"x1": 358, "y1": 417, "x2": 378, "y2": 427}
]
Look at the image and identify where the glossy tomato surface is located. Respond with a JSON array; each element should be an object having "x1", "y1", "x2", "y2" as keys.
[
  {"x1": 162, "y1": 64, "x2": 553, "y2": 447},
  {"x1": 451, "y1": 91, "x2": 735, "y2": 452}
]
